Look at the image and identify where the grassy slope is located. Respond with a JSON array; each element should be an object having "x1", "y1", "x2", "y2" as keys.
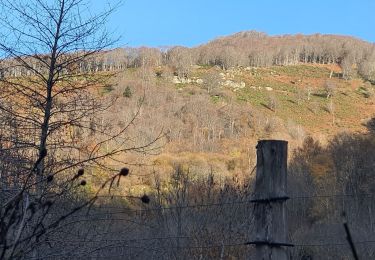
[{"x1": 191, "y1": 64, "x2": 373, "y2": 138}]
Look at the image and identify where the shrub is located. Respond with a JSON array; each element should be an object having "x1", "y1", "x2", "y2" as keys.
[
  {"x1": 358, "y1": 84, "x2": 374, "y2": 98},
  {"x1": 102, "y1": 84, "x2": 115, "y2": 94},
  {"x1": 287, "y1": 120, "x2": 305, "y2": 141},
  {"x1": 123, "y1": 86, "x2": 132, "y2": 98},
  {"x1": 267, "y1": 94, "x2": 278, "y2": 112}
]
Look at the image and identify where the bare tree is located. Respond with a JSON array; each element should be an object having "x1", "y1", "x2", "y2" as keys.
[
  {"x1": 359, "y1": 48, "x2": 375, "y2": 83},
  {"x1": 324, "y1": 80, "x2": 336, "y2": 99},
  {"x1": 167, "y1": 46, "x2": 194, "y2": 78},
  {"x1": 0, "y1": 0, "x2": 161, "y2": 258},
  {"x1": 202, "y1": 68, "x2": 221, "y2": 94}
]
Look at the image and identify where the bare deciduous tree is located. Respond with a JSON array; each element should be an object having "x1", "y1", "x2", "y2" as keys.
[
  {"x1": 324, "y1": 80, "x2": 336, "y2": 99},
  {"x1": 0, "y1": 0, "x2": 161, "y2": 258},
  {"x1": 202, "y1": 68, "x2": 221, "y2": 94}
]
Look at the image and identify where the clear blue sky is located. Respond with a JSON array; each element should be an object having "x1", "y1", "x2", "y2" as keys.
[{"x1": 94, "y1": 0, "x2": 374, "y2": 47}]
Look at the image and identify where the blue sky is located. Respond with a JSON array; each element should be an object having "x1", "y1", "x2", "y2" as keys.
[{"x1": 94, "y1": 0, "x2": 374, "y2": 47}]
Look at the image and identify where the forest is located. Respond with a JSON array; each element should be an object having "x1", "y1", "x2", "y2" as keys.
[{"x1": 0, "y1": 0, "x2": 375, "y2": 259}]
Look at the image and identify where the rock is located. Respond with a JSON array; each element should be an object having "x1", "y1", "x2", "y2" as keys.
[
  {"x1": 172, "y1": 76, "x2": 181, "y2": 84},
  {"x1": 182, "y1": 78, "x2": 191, "y2": 84},
  {"x1": 196, "y1": 78, "x2": 203, "y2": 84},
  {"x1": 265, "y1": 87, "x2": 273, "y2": 91},
  {"x1": 172, "y1": 76, "x2": 192, "y2": 84},
  {"x1": 222, "y1": 80, "x2": 246, "y2": 90}
]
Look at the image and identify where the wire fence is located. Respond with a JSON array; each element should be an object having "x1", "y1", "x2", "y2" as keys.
[
  {"x1": 24, "y1": 190, "x2": 373, "y2": 259},
  {"x1": 3, "y1": 183, "x2": 375, "y2": 258}
]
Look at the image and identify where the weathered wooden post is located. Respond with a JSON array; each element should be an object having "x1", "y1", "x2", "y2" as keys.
[{"x1": 250, "y1": 140, "x2": 290, "y2": 260}]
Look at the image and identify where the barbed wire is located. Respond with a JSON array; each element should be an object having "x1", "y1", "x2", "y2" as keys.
[
  {"x1": 24, "y1": 238, "x2": 375, "y2": 260},
  {"x1": 294, "y1": 240, "x2": 375, "y2": 247},
  {"x1": 90, "y1": 192, "x2": 375, "y2": 212},
  {"x1": 28, "y1": 236, "x2": 375, "y2": 249},
  {"x1": 4, "y1": 186, "x2": 375, "y2": 258},
  {"x1": 289, "y1": 193, "x2": 375, "y2": 199},
  {"x1": 36, "y1": 192, "x2": 375, "y2": 218}
]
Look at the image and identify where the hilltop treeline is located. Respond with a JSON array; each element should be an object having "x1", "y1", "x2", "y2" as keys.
[
  {"x1": 115, "y1": 31, "x2": 375, "y2": 81},
  {"x1": 1, "y1": 31, "x2": 375, "y2": 81},
  {"x1": 167, "y1": 32, "x2": 375, "y2": 81}
]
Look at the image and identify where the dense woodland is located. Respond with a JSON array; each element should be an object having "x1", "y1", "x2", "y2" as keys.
[{"x1": 0, "y1": 0, "x2": 375, "y2": 258}]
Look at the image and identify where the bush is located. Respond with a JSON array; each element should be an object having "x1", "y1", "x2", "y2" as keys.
[
  {"x1": 325, "y1": 99, "x2": 334, "y2": 114},
  {"x1": 263, "y1": 117, "x2": 279, "y2": 134},
  {"x1": 267, "y1": 94, "x2": 278, "y2": 112},
  {"x1": 123, "y1": 86, "x2": 132, "y2": 98},
  {"x1": 287, "y1": 120, "x2": 305, "y2": 141},
  {"x1": 102, "y1": 84, "x2": 115, "y2": 94},
  {"x1": 358, "y1": 84, "x2": 374, "y2": 98}
]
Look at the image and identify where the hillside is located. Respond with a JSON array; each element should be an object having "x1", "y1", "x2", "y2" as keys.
[
  {"x1": 2, "y1": 31, "x2": 374, "y2": 192},
  {"x1": 2, "y1": 28, "x2": 375, "y2": 259},
  {"x1": 97, "y1": 60, "x2": 375, "y2": 195}
]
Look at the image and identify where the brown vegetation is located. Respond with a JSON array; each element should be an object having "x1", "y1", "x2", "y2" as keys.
[{"x1": 0, "y1": 3, "x2": 375, "y2": 257}]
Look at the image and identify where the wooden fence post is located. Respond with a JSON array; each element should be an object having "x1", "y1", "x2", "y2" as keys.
[{"x1": 251, "y1": 140, "x2": 289, "y2": 260}]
